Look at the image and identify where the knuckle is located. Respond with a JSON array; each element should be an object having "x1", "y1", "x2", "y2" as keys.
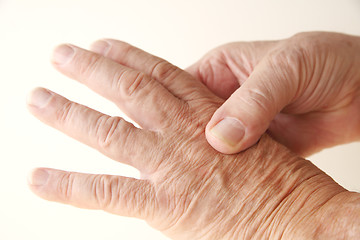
[
  {"x1": 92, "y1": 176, "x2": 150, "y2": 217},
  {"x1": 118, "y1": 70, "x2": 150, "y2": 98},
  {"x1": 57, "y1": 101, "x2": 77, "y2": 125},
  {"x1": 291, "y1": 33, "x2": 323, "y2": 53},
  {"x1": 269, "y1": 34, "x2": 313, "y2": 69},
  {"x1": 94, "y1": 115, "x2": 126, "y2": 150},
  {"x1": 213, "y1": 42, "x2": 235, "y2": 56},
  {"x1": 58, "y1": 172, "x2": 75, "y2": 201},
  {"x1": 267, "y1": 34, "x2": 329, "y2": 97},
  {"x1": 245, "y1": 88, "x2": 274, "y2": 115},
  {"x1": 268, "y1": 45, "x2": 305, "y2": 71},
  {"x1": 149, "y1": 60, "x2": 178, "y2": 80},
  {"x1": 92, "y1": 175, "x2": 119, "y2": 209},
  {"x1": 266, "y1": 44, "x2": 307, "y2": 94}
]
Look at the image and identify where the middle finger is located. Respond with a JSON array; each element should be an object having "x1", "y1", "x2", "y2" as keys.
[{"x1": 51, "y1": 44, "x2": 184, "y2": 131}]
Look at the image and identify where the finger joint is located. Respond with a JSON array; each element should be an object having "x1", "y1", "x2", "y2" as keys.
[
  {"x1": 58, "y1": 172, "x2": 75, "y2": 202},
  {"x1": 94, "y1": 115, "x2": 126, "y2": 150},
  {"x1": 117, "y1": 70, "x2": 150, "y2": 98},
  {"x1": 149, "y1": 60, "x2": 178, "y2": 81}
]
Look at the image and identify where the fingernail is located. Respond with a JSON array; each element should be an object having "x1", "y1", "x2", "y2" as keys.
[
  {"x1": 52, "y1": 44, "x2": 75, "y2": 65},
  {"x1": 27, "y1": 88, "x2": 53, "y2": 108},
  {"x1": 28, "y1": 169, "x2": 49, "y2": 186},
  {"x1": 91, "y1": 40, "x2": 111, "y2": 55},
  {"x1": 211, "y1": 117, "x2": 245, "y2": 146}
]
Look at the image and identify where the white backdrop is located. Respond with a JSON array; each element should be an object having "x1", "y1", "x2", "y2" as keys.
[{"x1": 1, "y1": 0, "x2": 359, "y2": 239}]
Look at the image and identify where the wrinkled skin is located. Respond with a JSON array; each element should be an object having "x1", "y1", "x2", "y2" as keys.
[
  {"x1": 187, "y1": 32, "x2": 360, "y2": 156},
  {"x1": 27, "y1": 39, "x2": 360, "y2": 239}
]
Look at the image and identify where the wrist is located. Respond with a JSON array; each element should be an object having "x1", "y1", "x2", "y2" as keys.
[
  {"x1": 312, "y1": 191, "x2": 360, "y2": 239},
  {"x1": 283, "y1": 189, "x2": 360, "y2": 239}
]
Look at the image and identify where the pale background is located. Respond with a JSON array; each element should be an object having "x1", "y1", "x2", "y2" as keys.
[{"x1": 1, "y1": 0, "x2": 359, "y2": 239}]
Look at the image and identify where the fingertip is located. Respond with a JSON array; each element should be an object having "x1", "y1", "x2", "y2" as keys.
[
  {"x1": 205, "y1": 117, "x2": 262, "y2": 154},
  {"x1": 205, "y1": 129, "x2": 242, "y2": 154},
  {"x1": 28, "y1": 168, "x2": 49, "y2": 187},
  {"x1": 90, "y1": 39, "x2": 112, "y2": 56},
  {"x1": 51, "y1": 44, "x2": 75, "y2": 66},
  {"x1": 205, "y1": 122, "x2": 239, "y2": 154},
  {"x1": 27, "y1": 168, "x2": 66, "y2": 204},
  {"x1": 26, "y1": 87, "x2": 54, "y2": 109}
]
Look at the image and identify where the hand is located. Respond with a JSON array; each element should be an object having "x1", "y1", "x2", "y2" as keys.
[
  {"x1": 187, "y1": 32, "x2": 360, "y2": 155},
  {"x1": 27, "y1": 39, "x2": 360, "y2": 239}
]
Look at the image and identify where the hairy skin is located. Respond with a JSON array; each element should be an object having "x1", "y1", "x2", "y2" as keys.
[
  {"x1": 187, "y1": 32, "x2": 360, "y2": 156},
  {"x1": 27, "y1": 39, "x2": 360, "y2": 239}
]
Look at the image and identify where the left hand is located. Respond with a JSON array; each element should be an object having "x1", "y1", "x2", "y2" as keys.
[{"x1": 27, "y1": 39, "x2": 358, "y2": 239}]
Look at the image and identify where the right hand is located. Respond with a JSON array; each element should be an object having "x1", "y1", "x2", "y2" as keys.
[{"x1": 187, "y1": 32, "x2": 360, "y2": 156}]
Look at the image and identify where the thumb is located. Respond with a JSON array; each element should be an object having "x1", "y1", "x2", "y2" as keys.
[{"x1": 205, "y1": 57, "x2": 298, "y2": 154}]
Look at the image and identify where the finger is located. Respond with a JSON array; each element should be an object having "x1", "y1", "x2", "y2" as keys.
[
  {"x1": 28, "y1": 168, "x2": 156, "y2": 220},
  {"x1": 90, "y1": 39, "x2": 217, "y2": 102},
  {"x1": 185, "y1": 59, "x2": 240, "y2": 100},
  {"x1": 185, "y1": 42, "x2": 277, "y2": 100},
  {"x1": 205, "y1": 55, "x2": 298, "y2": 154},
  {"x1": 27, "y1": 87, "x2": 160, "y2": 172},
  {"x1": 51, "y1": 44, "x2": 184, "y2": 130}
]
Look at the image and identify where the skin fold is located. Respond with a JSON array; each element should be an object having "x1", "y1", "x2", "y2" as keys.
[
  {"x1": 27, "y1": 39, "x2": 360, "y2": 239},
  {"x1": 186, "y1": 32, "x2": 360, "y2": 156}
]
